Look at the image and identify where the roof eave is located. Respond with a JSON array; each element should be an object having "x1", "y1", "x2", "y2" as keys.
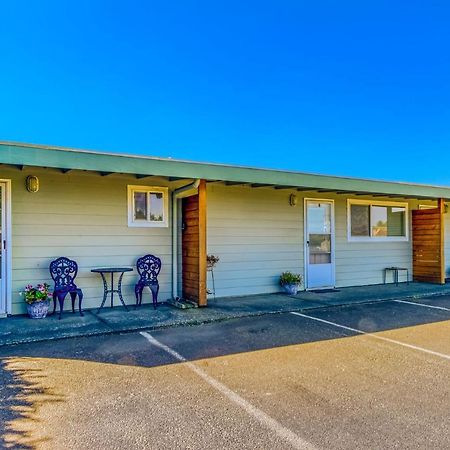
[{"x1": 1, "y1": 143, "x2": 450, "y2": 200}]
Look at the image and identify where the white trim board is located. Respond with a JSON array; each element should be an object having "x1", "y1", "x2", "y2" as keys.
[
  {"x1": 0, "y1": 179, "x2": 12, "y2": 316},
  {"x1": 346, "y1": 198, "x2": 409, "y2": 243}
]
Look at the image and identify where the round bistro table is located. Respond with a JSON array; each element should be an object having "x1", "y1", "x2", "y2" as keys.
[{"x1": 91, "y1": 267, "x2": 133, "y2": 313}]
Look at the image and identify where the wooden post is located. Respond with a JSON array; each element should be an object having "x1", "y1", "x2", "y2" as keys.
[
  {"x1": 181, "y1": 179, "x2": 208, "y2": 306},
  {"x1": 198, "y1": 179, "x2": 207, "y2": 306},
  {"x1": 438, "y1": 198, "x2": 446, "y2": 284},
  {"x1": 412, "y1": 198, "x2": 446, "y2": 284}
]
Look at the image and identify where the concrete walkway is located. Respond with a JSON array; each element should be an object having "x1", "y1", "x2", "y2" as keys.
[{"x1": 2, "y1": 282, "x2": 450, "y2": 346}]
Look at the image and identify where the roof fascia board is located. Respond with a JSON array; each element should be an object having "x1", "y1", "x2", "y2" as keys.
[{"x1": 1, "y1": 144, "x2": 450, "y2": 199}]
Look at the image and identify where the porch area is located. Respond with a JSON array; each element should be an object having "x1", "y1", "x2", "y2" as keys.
[{"x1": 2, "y1": 281, "x2": 450, "y2": 347}]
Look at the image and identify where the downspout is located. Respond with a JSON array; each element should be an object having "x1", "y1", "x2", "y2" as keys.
[{"x1": 172, "y1": 179, "x2": 201, "y2": 299}]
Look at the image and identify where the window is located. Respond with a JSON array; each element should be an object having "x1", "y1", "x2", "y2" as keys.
[
  {"x1": 128, "y1": 186, "x2": 169, "y2": 227},
  {"x1": 348, "y1": 200, "x2": 408, "y2": 241}
]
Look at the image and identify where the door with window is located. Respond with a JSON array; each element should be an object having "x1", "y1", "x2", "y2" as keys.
[
  {"x1": 305, "y1": 200, "x2": 335, "y2": 289},
  {"x1": 0, "y1": 182, "x2": 8, "y2": 315}
]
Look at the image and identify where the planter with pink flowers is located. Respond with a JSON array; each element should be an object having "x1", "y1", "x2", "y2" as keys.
[{"x1": 21, "y1": 283, "x2": 53, "y2": 319}]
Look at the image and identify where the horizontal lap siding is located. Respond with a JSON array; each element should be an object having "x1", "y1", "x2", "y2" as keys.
[
  {"x1": 207, "y1": 185, "x2": 302, "y2": 297},
  {"x1": 5, "y1": 165, "x2": 445, "y2": 313},
  {"x1": 334, "y1": 196, "x2": 426, "y2": 287},
  {"x1": 4, "y1": 167, "x2": 172, "y2": 314},
  {"x1": 207, "y1": 186, "x2": 434, "y2": 296}
]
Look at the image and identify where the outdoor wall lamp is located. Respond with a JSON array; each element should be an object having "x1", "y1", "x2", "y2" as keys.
[
  {"x1": 26, "y1": 175, "x2": 39, "y2": 193},
  {"x1": 289, "y1": 193, "x2": 298, "y2": 207}
]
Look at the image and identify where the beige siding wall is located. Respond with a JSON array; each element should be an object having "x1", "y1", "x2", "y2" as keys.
[
  {"x1": 207, "y1": 184, "x2": 436, "y2": 297},
  {"x1": 3, "y1": 168, "x2": 448, "y2": 314},
  {"x1": 206, "y1": 184, "x2": 303, "y2": 297},
  {"x1": 4, "y1": 167, "x2": 173, "y2": 315},
  {"x1": 334, "y1": 195, "x2": 424, "y2": 287}
]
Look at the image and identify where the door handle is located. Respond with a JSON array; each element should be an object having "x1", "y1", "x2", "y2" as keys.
[{"x1": 306, "y1": 240, "x2": 310, "y2": 245}]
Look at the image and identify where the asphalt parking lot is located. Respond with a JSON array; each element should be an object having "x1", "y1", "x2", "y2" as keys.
[{"x1": 1, "y1": 297, "x2": 450, "y2": 449}]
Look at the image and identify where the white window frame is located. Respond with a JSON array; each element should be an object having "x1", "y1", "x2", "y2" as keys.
[
  {"x1": 127, "y1": 185, "x2": 169, "y2": 227},
  {"x1": 347, "y1": 199, "x2": 409, "y2": 242}
]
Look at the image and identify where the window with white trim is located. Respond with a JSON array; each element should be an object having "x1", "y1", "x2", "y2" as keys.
[
  {"x1": 347, "y1": 200, "x2": 408, "y2": 241},
  {"x1": 127, "y1": 185, "x2": 169, "y2": 227}
]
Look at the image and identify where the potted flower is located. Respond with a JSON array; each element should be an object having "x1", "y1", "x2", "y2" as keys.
[
  {"x1": 280, "y1": 272, "x2": 303, "y2": 295},
  {"x1": 21, "y1": 283, "x2": 52, "y2": 319}
]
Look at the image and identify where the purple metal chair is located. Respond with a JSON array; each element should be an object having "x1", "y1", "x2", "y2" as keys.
[
  {"x1": 49, "y1": 257, "x2": 84, "y2": 319},
  {"x1": 135, "y1": 254, "x2": 161, "y2": 309}
]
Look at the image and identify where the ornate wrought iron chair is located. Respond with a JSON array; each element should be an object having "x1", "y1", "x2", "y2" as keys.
[
  {"x1": 49, "y1": 257, "x2": 84, "y2": 319},
  {"x1": 135, "y1": 254, "x2": 161, "y2": 309}
]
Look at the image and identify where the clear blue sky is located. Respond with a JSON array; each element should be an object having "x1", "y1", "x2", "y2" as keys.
[{"x1": 1, "y1": 1, "x2": 449, "y2": 184}]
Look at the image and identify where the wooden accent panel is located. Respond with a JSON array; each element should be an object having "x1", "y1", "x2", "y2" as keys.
[
  {"x1": 182, "y1": 180, "x2": 207, "y2": 306},
  {"x1": 412, "y1": 199, "x2": 445, "y2": 284}
]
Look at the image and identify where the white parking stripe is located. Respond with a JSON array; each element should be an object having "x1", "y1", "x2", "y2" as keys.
[
  {"x1": 290, "y1": 312, "x2": 450, "y2": 361},
  {"x1": 394, "y1": 299, "x2": 450, "y2": 312},
  {"x1": 140, "y1": 331, "x2": 317, "y2": 450}
]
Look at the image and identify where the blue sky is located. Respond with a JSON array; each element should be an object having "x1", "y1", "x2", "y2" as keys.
[{"x1": 1, "y1": 1, "x2": 449, "y2": 184}]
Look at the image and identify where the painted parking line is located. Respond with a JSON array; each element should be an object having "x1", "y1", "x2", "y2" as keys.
[
  {"x1": 140, "y1": 331, "x2": 317, "y2": 450},
  {"x1": 393, "y1": 299, "x2": 450, "y2": 312},
  {"x1": 290, "y1": 312, "x2": 450, "y2": 362}
]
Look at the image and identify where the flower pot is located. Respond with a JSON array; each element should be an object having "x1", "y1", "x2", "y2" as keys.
[
  {"x1": 282, "y1": 284, "x2": 300, "y2": 295},
  {"x1": 27, "y1": 300, "x2": 50, "y2": 319}
]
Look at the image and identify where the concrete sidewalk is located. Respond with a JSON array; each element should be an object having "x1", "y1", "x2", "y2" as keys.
[{"x1": 2, "y1": 282, "x2": 450, "y2": 346}]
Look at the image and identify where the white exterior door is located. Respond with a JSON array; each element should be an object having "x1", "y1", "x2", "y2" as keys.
[
  {"x1": 305, "y1": 200, "x2": 335, "y2": 289},
  {"x1": 0, "y1": 181, "x2": 10, "y2": 316}
]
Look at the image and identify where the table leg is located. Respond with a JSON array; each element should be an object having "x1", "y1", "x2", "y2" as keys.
[
  {"x1": 117, "y1": 271, "x2": 129, "y2": 311},
  {"x1": 97, "y1": 272, "x2": 109, "y2": 314},
  {"x1": 110, "y1": 272, "x2": 114, "y2": 308}
]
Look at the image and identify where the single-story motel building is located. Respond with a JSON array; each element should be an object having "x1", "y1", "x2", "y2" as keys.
[{"x1": 0, "y1": 141, "x2": 449, "y2": 317}]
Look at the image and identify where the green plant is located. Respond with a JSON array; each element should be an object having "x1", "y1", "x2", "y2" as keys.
[
  {"x1": 279, "y1": 272, "x2": 303, "y2": 286},
  {"x1": 207, "y1": 254, "x2": 220, "y2": 269},
  {"x1": 21, "y1": 283, "x2": 52, "y2": 304}
]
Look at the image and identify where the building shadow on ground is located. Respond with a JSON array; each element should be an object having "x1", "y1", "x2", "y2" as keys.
[{"x1": 0, "y1": 359, "x2": 65, "y2": 449}]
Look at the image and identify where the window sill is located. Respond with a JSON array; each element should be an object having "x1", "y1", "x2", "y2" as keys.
[
  {"x1": 128, "y1": 221, "x2": 169, "y2": 228},
  {"x1": 348, "y1": 237, "x2": 409, "y2": 243}
]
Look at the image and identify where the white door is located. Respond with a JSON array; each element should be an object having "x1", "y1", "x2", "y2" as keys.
[
  {"x1": 305, "y1": 200, "x2": 335, "y2": 289},
  {"x1": 0, "y1": 182, "x2": 9, "y2": 315}
]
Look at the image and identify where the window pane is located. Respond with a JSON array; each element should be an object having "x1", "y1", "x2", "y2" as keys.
[
  {"x1": 372, "y1": 205, "x2": 406, "y2": 237},
  {"x1": 351, "y1": 205, "x2": 370, "y2": 236},
  {"x1": 308, "y1": 203, "x2": 331, "y2": 233},
  {"x1": 309, "y1": 234, "x2": 331, "y2": 264},
  {"x1": 372, "y1": 206, "x2": 388, "y2": 236},
  {"x1": 149, "y1": 192, "x2": 164, "y2": 222},
  {"x1": 133, "y1": 192, "x2": 147, "y2": 220},
  {"x1": 387, "y1": 207, "x2": 406, "y2": 236}
]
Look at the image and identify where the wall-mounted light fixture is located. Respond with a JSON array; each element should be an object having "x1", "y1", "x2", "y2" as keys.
[
  {"x1": 26, "y1": 175, "x2": 39, "y2": 193},
  {"x1": 289, "y1": 193, "x2": 298, "y2": 207}
]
